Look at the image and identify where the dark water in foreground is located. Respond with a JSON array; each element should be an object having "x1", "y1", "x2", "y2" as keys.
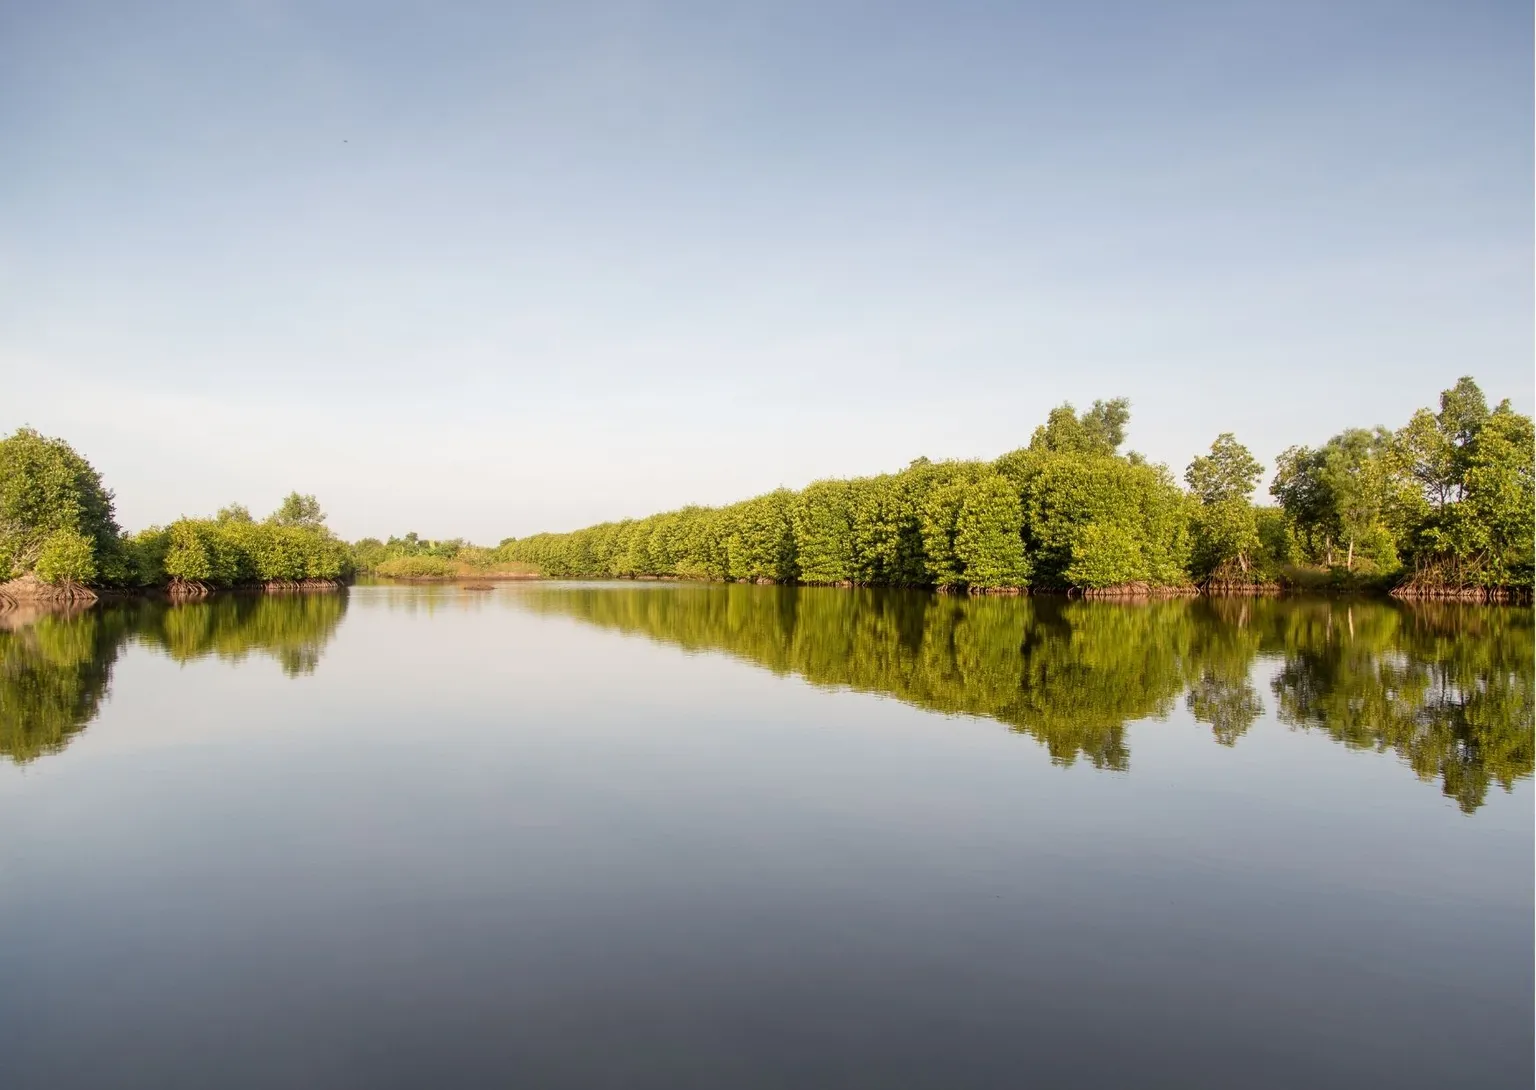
[{"x1": 1, "y1": 584, "x2": 1531, "y2": 1089}]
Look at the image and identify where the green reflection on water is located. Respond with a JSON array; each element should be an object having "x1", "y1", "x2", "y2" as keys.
[
  {"x1": 1, "y1": 585, "x2": 1530, "y2": 813},
  {"x1": 0, "y1": 592, "x2": 346, "y2": 764},
  {"x1": 519, "y1": 585, "x2": 1534, "y2": 813}
]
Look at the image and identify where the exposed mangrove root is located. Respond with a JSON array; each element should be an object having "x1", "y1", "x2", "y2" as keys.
[
  {"x1": 1389, "y1": 556, "x2": 1532, "y2": 603},
  {"x1": 164, "y1": 578, "x2": 344, "y2": 598},
  {"x1": 1201, "y1": 580, "x2": 1283, "y2": 597},
  {"x1": 1074, "y1": 582, "x2": 1200, "y2": 600},
  {"x1": 0, "y1": 574, "x2": 99, "y2": 604},
  {"x1": 262, "y1": 579, "x2": 345, "y2": 593},
  {"x1": 167, "y1": 578, "x2": 213, "y2": 599},
  {"x1": 1196, "y1": 559, "x2": 1283, "y2": 597},
  {"x1": 511, "y1": 571, "x2": 1532, "y2": 603},
  {"x1": 1391, "y1": 583, "x2": 1530, "y2": 604}
]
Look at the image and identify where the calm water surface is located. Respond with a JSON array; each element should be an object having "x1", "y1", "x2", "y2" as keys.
[{"x1": 1, "y1": 584, "x2": 1531, "y2": 1089}]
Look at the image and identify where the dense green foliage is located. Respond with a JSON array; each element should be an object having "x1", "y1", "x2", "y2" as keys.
[
  {"x1": 502, "y1": 381, "x2": 1531, "y2": 595},
  {"x1": 1186, "y1": 433, "x2": 1266, "y2": 582},
  {"x1": 0, "y1": 428, "x2": 122, "y2": 583},
  {"x1": 504, "y1": 402, "x2": 1196, "y2": 592},
  {"x1": 0, "y1": 427, "x2": 351, "y2": 592},
  {"x1": 373, "y1": 555, "x2": 459, "y2": 579},
  {"x1": 125, "y1": 495, "x2": 353, "y2": 590},
  {"x1": 0, "y1": 593, "x2": 344, "y2": 763},
  {"x1": 3, "y1": 376, "x2": 1528, "y2": 596},
  {"x1": 351, "y1": 532, "x2": 489, "y2": 573},
  {"x1": 519, "y1": 585, "x2": 1532, "y2": 811},
  {"x1": 1272, "y1": 377, "x2": 1534, "y2": 590}
]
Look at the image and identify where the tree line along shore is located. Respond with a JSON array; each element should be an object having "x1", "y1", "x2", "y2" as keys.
[
  {"x1": 499, "y1": 376, "x2": 1532, "y2": 601},
  {"x1": 2, "y1": 376, "x2": 1530, "y2": 604}
]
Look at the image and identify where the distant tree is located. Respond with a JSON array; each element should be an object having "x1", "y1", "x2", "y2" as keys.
[
  {"x1": 1081, "y1": 398, "x2": 1131, "y2": 453},
  {"x1": 216, "y1": 503, "x2": 253, "y2": 524},
  {"x1": 1185, "y1": 434, "x2": 1262, "y2": 505},
  {"x1": 270, "y1": 492, "x2": 326, "y2": 529},
  {"x1": 1028, "y1": 399, "x2": 1131, "y2": 456}
]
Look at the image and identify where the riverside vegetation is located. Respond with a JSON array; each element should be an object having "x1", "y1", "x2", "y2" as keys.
[
  {"x1": 2, "y1": 376, "x2": 1531, "y2": 600},
  {"x1": 0, "y1": 427, "x2": 351, "y2": 600},
  {"x1": 501, "y1": 377, "x2": 1533, "y2": 600}
]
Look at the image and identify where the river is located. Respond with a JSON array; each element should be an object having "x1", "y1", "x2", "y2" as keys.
[{"x1": 1, "y1": 584, "x2": 1530, "y2": 1088}]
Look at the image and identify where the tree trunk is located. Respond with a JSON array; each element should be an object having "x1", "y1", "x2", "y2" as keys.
[{"x1": 1346, "y1": 537, "x2": 1354, "y2": 571}]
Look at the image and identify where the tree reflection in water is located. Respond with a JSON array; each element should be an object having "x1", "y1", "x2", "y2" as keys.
[
  {"x1": 0, "y1": 592, "x2": 347, "y2": 764},
  {"x1": 520, "y1": 586, "x2": 1532, "y2": 813},
  {"x1": 1, "y1": 586, "x2": 1528, "y2": 813}
]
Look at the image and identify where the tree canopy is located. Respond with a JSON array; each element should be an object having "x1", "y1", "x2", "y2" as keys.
[
  {"x1": 1271, "y1": 377, "x2": 1533, "y2": 590},
  {"x1": 3, "y1": 376, "x2": 1528, "y2": 598},
  {"x1": 0, "y1": 428, "x2": 119, "y2": 583}
]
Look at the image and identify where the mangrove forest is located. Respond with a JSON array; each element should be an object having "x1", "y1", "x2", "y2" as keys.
[
  {"x1": 501, "y1": 377, "x2": 1533, "y2": 599},
  {"x1": 2, "y1": 375, "x2": 1531, "y2": 601}
]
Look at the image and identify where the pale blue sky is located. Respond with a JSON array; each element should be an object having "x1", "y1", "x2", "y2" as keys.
[{"x1": 2, "y1": 1, "x2": 1530, "y2": 542}]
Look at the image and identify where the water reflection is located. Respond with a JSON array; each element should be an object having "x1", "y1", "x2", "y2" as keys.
[
  {"x1": 519, "y1": 585, "x2": 1534, "y2": 813},
  {"x1": 2, "y1": 585, "x2": 1531, "y2": 813},
  {"x1": 1270, "y1": 601, "x2": 1534, "y2": 813},
  {"x1": 0, "y1": 592, "x2": 347, "y2": 764}
]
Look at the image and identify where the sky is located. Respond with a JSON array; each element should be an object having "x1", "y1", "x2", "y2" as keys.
[{"x1": 1, "y1": 0, "x2": 1530, "y2": 543}]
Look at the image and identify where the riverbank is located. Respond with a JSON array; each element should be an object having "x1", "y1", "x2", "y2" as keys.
[
  {"x1": 0, "y1": 575, "x2": 350, "y2": 608},
  {"x1": 381, "y1": 571, "x2": 1532, "y2": 603},
  {"x1": 5, "y1": 570, "x2": 1529, "y2": 608}
]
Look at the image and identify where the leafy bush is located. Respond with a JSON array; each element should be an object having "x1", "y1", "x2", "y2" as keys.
[
  {"x1": 34, "y1": 529, "x2": 98, "y2": 585},
  {"x1": 1065, "y1": 522, "x2": 1147, "y2": 588},
  {"x1": 374, "y1": 555, "x2": 457, "y2": 579},
  {"x1": 0, "y1": 428, "x2": 118, "y2": 580}
]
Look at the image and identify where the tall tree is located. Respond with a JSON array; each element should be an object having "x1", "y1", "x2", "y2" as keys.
[
  {"x1": 1395, "y1": 376, "x2": 1491, "y2": 510},
  {"x1": 1187, "y1": 434, "x2": 1264, "y2": 577},
  {"x1": 1185, "y1": 434, "x2": 1262, "y2": 505}
]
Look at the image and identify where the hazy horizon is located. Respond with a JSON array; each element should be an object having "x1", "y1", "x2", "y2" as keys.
[{"x1": 3, "y1": 1, "x2": 1531, "y2": 543}]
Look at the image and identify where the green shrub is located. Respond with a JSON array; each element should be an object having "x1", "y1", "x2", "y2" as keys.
[
  {"x1": 375, "y1": 555, "x2": 457, "y2": 579},
  {"x1": 34, "y1": 529, "x2": 98, "y2": 585}
]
